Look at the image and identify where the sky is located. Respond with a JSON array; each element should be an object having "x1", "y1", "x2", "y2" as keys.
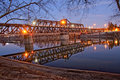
[
  {"x1": 45, "y1": 0, "x2": 118, "y2": 28},
  {"x1": 0, "y1": 0, "x2": 119, "y2": 28},
  {"x1": 54, "y1": 0, "x2": 115, "y2": 28}
]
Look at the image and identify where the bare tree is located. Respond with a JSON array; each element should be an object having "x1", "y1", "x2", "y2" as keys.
[
  {"x1": 0, "y1": 0, "x2": 55, "y2": 23},
  {"x1": 110, "y1": 0, "x2": 120, "y2": 22},
  {"x1": 65, "y1": 0, "x2": 120, "y2": 12},
  {"x1": 115, "y1": 0, "x2": 120, "y2": 11},
  {"x1": 0, "y1": 0, "x2": 120, "y2": 23},
  {"x1": 63, "y1": 0, "x2": 120, "y2": 19}
]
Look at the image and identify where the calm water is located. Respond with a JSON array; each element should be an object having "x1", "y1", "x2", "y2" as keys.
[
  {"x1": 45, "y1": 44, "x2": 120, "y2": 73},
  {"x1": 0, "y1": 37, "x2": 120, "y2": 74}
]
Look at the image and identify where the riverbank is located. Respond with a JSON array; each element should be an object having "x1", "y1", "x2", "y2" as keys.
[{"x1": 0, "y1": 56, "x2": 120, "y2": 80}]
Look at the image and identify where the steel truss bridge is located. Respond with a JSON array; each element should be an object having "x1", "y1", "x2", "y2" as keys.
[{"x1": 0, "y1": 19, "x2": 105, "y2": 34}]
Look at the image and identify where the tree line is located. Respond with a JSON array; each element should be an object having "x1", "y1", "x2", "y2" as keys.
[{"x1": 107, "y1": 22, "x2": 120, "y2": 30}]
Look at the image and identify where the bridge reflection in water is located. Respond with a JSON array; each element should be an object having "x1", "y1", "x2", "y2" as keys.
[
  {"x1": 2, "y1": 34, "x2": 120, "y2": 65},
  {"x1": 3, "y1": 43, "x2": 85, "y2": 65}
]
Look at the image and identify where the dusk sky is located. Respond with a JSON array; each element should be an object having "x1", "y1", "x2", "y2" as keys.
[
  {"x1": 45, "y1": 0, "x2": 118, "y2": 28},
  {"x1": 1, "y1": 0, "x2": 119, "y2": 28},
  {"x1": 57, "y1": 0, "x2": 117, "y2": 28}
]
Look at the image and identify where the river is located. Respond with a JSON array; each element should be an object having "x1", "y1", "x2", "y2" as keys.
[{"x1": 0, "y1": 35, "x2": 120, "y2": 74}]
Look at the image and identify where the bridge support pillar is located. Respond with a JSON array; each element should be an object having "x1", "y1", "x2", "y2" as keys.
[
  {"x1": 74, "y1": 33, "x2": 77, "y2": 43},
  {"x1": 99, "y1": 32, "x2": 101, "y2": 44},
  {"x1": 60, "y1": 32, "x2": 69, "y2": 45},
  {"x1": 24, "y1": 34, "x2": 33, "y2": 52}
]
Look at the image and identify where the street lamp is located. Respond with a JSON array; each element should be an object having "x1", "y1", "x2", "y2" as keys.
[
  {"x1": 115, "y1": 40, "x2": 118, "y2": 44},
  {"x1": 115, "y1": 28, "x2": 119, "y2": 31},
  {"x1": 104, "y1": 24, "x2": 107, "y2": 27},
  {"x1": 60, "y1": 19, "x2": 67, "y2": 26},
  {"x1": 35, "y1": 58, "x2": 38, "y2": 63},
  {"x1": 71, "y1": 24, "x2": 75, "y2": 27},
  {"x1": 22, "y1": 29, "x2": 27, "y2": 34},
  {"x1": 104, "y1": 24, "x2": 107, "y2": 29},
  {"x1": 24, "y1": 52, "x2": 28, "y2": 57},
  {"x1": 88, "y1": 26, "x2": 91, "y2": 29},
  {"x1": 32, "y1": 20, "x2": 36, "y2": 25}
]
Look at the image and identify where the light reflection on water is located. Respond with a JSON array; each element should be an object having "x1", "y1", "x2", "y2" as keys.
[
  {"x1": 0, "y1": 37, "x2": 120, "y2": 74},
  {"x1": 44, "y1": 44, "x2": 120, "y2": 73},
  {"x1": 0, "y1": 41, "x2": 61, "y2": 55},
  {"x1": 0, "y1": 43, "x2": 24, "y2": 55}
]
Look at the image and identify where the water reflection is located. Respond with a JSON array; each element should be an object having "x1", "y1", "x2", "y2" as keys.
[
  {"x1": 0, "y1": 34, "x2": 120, "y2": 73},
  {"x1": 104, "y1": 44, "x2": 107, "y2": 49},
  {"x1": 4, "y1": 43, "x2": 84, "y2": 64},
  {"x1": 94, "y1": 46, "x2": 96, "y2": 51},
  {"x1": 2, "y1": 37, "x2": 120, "y2": 65}
]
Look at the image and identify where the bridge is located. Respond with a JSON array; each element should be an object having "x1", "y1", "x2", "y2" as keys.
[
  {"x1": 1, "y1": 18, "x2": 120, "y2": 62},
  {"x1": 0, "y1": 19, "x2": 106, "y2": 46},
  {"x1": 0, "y1": 19, "x2": 105, "y2": 34}
]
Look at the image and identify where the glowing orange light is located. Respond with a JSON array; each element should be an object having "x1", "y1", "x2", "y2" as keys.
[
  {"x1": 104, "y1": 30, "x2": 108, "y2": 32},
  {"x1": 60, "y1": 19, "x2": 67, "y2": 25},
  {"x1": 22, "y1": 30, "x2": 27, "y2": 34},
  {"x1": 94, "y1": 46, "x2": 96, "y2": 50},
  {"x1": 64, "y1": 55, "x2": 67, "y2": 58},
  {"x1": 104, "y1": 44, "x2": 107, "y2": 49},
  {"x1": 115, "y1": 40, "x2": 118, "y2": 44},
  {"x1": 24, "y1": 52, "x2": 28, "y2": 57},
  {"x1": 31, "y1": 51, "x2": 34, "y2": 54},
  {"x1": 107, "y1": 40, "x2": 109, "y2": 43},
  {"x1": 61, "y1": 20, "x2": 66, "y2": 24},
  {"x1": 115, "y1": 28, "x2": 119, "y2": 31}
]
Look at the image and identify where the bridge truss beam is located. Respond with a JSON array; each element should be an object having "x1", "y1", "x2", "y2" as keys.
[{"x1": 0, "y1": 19, "x2": 105, "y2": 34}]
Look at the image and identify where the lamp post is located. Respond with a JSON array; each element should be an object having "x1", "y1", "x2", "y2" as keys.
[
  {"x1": 60, "y1": 19, "x2": 67, "y2": 26},
  {"x1": 32, "y1": 20, "x2": 36, "y2": 25}
]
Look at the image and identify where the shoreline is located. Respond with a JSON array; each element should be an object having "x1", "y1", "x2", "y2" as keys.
[{"x1": 0, "y1": 56, "x2": 120, "y2": 80}]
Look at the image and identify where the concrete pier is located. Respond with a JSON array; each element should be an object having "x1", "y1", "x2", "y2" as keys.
[
  {"x1": 60, "y1": 32, "x2": 69, "y2": 45},
  {"x1": 24, "y1": 34, "x2": 33, "y2": 52}
]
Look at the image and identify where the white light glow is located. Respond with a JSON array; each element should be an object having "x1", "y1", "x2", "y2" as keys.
[
  {"x1": 35, "y1": 58, "x2": 38, "y2": 63},
  {"x1": 32, "y1": 21, "x2": 36, "y2": 25}
]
